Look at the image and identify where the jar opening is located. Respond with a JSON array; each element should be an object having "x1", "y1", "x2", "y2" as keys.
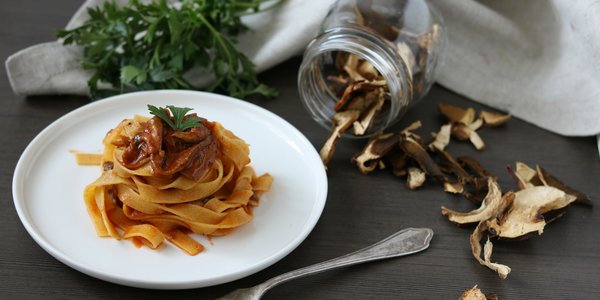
[{"x1": 298, "y1": 27, "x2": 412, "y2": 138}]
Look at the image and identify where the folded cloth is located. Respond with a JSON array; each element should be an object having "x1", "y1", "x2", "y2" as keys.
[{"x1": 5, "y1": 0, "x2": 600, "y2": 141}]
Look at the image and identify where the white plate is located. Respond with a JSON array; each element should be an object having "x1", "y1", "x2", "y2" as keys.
[{"x1": 12, "y1": 90, "x2": 327, "y2": 289}]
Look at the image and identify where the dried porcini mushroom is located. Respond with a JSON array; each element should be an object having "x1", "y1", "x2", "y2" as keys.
[
  {"x1": 401, "y1": 120, "x2": 422, "y2": 135},
  {"x1": 400, "y1": 135, "x2": 445, "y2": 182},
  {"x1": 451, "y1": 123, "x2": 485, "y2": 150},
  {"x1": 352, "y1": 88, "x2": 386, "y2": 135},
  {"x1": 319, "y1": 110, "x2": 360, "y2": 166},
  {"x1": 334, "y1": 80, "x2": 386, "y2": 111},
  {"x1": 442, "y1": 178, "x2": 502, "y2": 225},
  {"x1": 458, "y1": 156, "x2": 493, "y2": 204},
  {"x1": 507, "y1": 161, "x2": 591, "y2": 206},
  {"x1": 508, "y1": 161, "x2": 539, "y2": 189},
  {"x1": 407, "y1": 166, "x2": 426, "y2": 190},
  {"x1": 458, "y1": 156, "x2": 492, "y2": 178},
  {"x1": 480, "y1": 110, "x2": 511, "y2": 127},
  {"x1": 486, "y1": 186, "x2": 576, "y2": 239},
  {"x1": 352, "y1": 132, "x2": 399, "y2": 174},
  {"x1": 468, "y1": 118, "x2": 484, "y2": 131},
  {"x1": 436, "y1": 148, "x2": 472, "y2": 185},
  {"x1": 357, "y1": 59, "x2": 379, "y2": 81},
  {"x1": 470, "y1": 219, "x2": 512, "y2": 279},
  {"x1": 386, "y1": 150, "x2": 409, "y2": 177},
  {"x1": 428, "y1": 123, "x2": 451, "y2": 151},
  {"x1": 536, "y1": 166, "x2": 592, "y2": 206},
  {"x1": 439, "y1": 103, "x2": 476, "y2": 125},
  {"x1": 459, "y1": 285, "x2": 498, "y2": 300}
]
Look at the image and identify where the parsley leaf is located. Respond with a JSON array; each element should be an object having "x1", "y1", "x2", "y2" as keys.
[
  {"x1": 57, "y1": 0, "x2": 282, "y2": 99},
  {"x1": 148, "y1": 104, "x2": 204, "y2": 131}
]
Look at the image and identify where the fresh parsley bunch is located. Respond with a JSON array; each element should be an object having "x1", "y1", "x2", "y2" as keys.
[{"x1": 57, "y1": 0, "x2": 280, "y2": 99}]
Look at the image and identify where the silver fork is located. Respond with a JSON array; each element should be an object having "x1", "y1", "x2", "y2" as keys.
[{"x1": 217, "y1": 227, "x2": 434, "y2": 300}]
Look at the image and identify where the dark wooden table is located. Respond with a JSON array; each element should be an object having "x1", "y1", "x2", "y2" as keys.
[{"x1": 2, "y1": 1, "x2": 599, "y2": 299}]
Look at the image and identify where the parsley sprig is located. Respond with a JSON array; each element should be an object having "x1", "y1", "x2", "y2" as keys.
[
  {"x1": 57, "y1": 0, "x2": 281, "y2": 99},
  {"x1": 148, "y1": 104, "x2": 204, "y2": 131}
]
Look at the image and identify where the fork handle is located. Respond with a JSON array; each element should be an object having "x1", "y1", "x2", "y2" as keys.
[{"x1": 258, "y1": 227, "x2": 433, "y2": 294}]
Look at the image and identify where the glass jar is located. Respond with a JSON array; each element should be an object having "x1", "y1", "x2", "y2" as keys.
[{"x1": 298, "y1": 0, "x2": 446, "y2": 137}]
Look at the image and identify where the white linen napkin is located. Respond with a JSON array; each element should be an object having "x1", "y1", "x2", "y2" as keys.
[{"x1": 5, "y1": 0, "x2": 600, "y2": 152}]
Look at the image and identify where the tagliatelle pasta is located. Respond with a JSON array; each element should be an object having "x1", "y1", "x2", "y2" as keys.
[{"x1": 79, "y1": 107, "x2": 273, "y2": 255}]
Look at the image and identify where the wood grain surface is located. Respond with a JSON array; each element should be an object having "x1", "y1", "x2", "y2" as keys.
[{"x1": 1, "y1": 1, "x2": 599, "y2": 299}]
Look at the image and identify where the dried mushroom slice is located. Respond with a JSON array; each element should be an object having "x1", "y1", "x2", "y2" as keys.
[
  {"x1": 486, "y1": 186, "x2": 577, "y2": 239},
  {"x1": 452, "y1": 123, "x2": 485, "y2": 150},
  {"x1": 458, "y1": 156, "x2": 492, "y2": 178},
  {"x1": 386, "y1": 150, "x2": 409, "y2": 177},
  {"x1": 326, "y1": 75, "x2": 350, "y2": 98},
  {"x1": 439, "y1": 103, "x2": 476, "y2": 125},
  {"x1": 443, "y1": 181, "x2": 464, "y2": 194},
  {"x1": 468, "y1": 131, "x2": 485, "y2": 150},
  {"x1": 459, "y1": 285, "x2": 498, "y2": 300},
  {"x1": 407, "y1": 166, "x2": 426, "y2": 190},
  {"x1": 468, "y1": 118, "x2": 484, "y2": 131},
  {"x1": 507, "y1": 162, "x2": 591, "y2": 206},
  {"x1": 320, "y1": 110, "x2": 361, "y2": 166},
  {"x1": 401, "y1": 120, "x2": 423, "y2": 135},
  {"x1": 536, "y1": 166, "x2": 592, "y2": 206},
  {"x1": 436, "y1": 148, "x2": 472, "y2": 184},
  {"x1": 428, "y1": 123, "x2": 451, "y2": 151},
  {"x1": 334, "y1": 80, "x2": 386, "y2": 111},
  {"x1": 343, "y1": 53, "x2": 367, "y2": 82},
  {"x1": 435, "y1": 148, "x2": 478, "y2": 194},
  {"x1": 352, "y1": 88, "x2": 386, "y2": 135},
  {"x1": 512, "y1": 161, "x2": 539, "y2": 189},
  {"x1": 480, "y1": 110, "x2": 511, "y2": 127},
  {"x1": 357, "y1": 59, "x2": 379, "y2": 81},
  {"x1": 470, "y1": 221, "x2": 512, "y2": 279},
  {"x1": 442, "y1": 178, "x2": 503, "y2": 225},
  {"x1": 457, "y1": 156, "x2": 493, "y2": 204},
  {"x1": 400, "y1": 135, "x2": 445, "y2": 182},
  {"x1": 352, "y1": 132, "x2": 399, "y2": 174}
]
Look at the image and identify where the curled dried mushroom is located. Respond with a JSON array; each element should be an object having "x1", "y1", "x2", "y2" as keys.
[
  {"x1": 486, "y1": 186, "x2": 576, "y2": 239},
  {"x1": 442, "y1": 178, "x2": 503, "y2": 225},
  {"x1": 480, "y1": 110, "x2": 511, "y2": 127},
  {"x1": 320, "y1": 110, "x2": 360, "y2": 166},
  {"x1": 439, "y1": 103, "x2": 476, "y2": 125},
  {"x1": 508, "y1": 161, "x2": 591, "y2": 206},
  {"x1": 352, "y1": 132, "x2": 399, "y2": 174}
]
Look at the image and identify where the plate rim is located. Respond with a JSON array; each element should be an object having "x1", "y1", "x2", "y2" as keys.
[{"x1": 12, "y1": 89, "x2": 328, "y2": 289}]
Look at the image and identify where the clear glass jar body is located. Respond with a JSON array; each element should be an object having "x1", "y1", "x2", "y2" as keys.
[{"x1": 298, "y1": 0, "x2": 446, "y2": 137}]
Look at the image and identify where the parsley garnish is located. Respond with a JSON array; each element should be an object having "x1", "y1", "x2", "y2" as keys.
[
  {"x1": 56, "y1": 0, "x2": 281, "y2": 99},
  {"x1": 148, "y1": 104, "x2": 204, "y2": 131}
]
